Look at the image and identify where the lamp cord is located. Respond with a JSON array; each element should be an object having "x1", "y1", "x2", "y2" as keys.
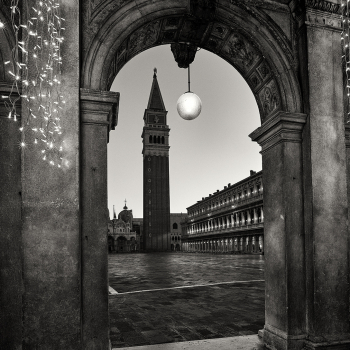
[{"x1": 188, "y1": 64, "x2": 191, "y2": 92}]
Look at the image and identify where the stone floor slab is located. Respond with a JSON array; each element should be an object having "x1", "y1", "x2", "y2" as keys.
[{"x1": 112, "y1": 335, "x2": 264, "y2": 350}]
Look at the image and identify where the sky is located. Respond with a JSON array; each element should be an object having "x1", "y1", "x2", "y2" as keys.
[{"x1": 108, "y1": 45, "x2": 262, "y2": 218}]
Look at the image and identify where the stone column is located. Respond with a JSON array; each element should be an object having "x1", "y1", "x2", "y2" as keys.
[
  {"x1": 247, "y1": 211, "x2": 251, "y2": 225},
  {"x1": 0, "y1": 84, "x2": 22, "y2": 349},
  {"x1": 250, "y1": 111, "x2": 307, "y2": 349},
  {"x1": 80, "y1": 89, "x2": 119, "y2": 349},
  {"x1": 19, "y1": 2, "x2": 82, "y2": 348},
  {"x1": 297, "y1": 9, "x2": 350, "y2": 349},
  {"x1": 254, "y1": 208, "x2": 258, "y2": 224}
]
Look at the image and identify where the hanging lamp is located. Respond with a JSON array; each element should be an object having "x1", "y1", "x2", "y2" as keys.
[{"x1": 175, "y1": 44, "x2": 202, "y2": 120}]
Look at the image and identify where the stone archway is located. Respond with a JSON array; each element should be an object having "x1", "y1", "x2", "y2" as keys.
[
  {"x1": 80, "y1": 1, "x2": 349, "y2": 350},
  {"x1": 1, "y1": 1, "x2": 349, "y2": 350}
]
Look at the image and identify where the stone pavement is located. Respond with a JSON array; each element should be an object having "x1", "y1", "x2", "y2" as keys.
[
  {"x1": 113, "y1": 335, "x2": 264, "y2": 350},
  {"x1": 109, "y1": 253, "x2": 265, "y2": 348}
]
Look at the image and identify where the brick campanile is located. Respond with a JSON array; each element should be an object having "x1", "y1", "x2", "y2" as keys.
[{"x1": 142, "y1": 69, "x2": 170, "y2": 251}]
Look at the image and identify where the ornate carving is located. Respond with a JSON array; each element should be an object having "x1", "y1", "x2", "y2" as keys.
[
  {"x1": 249, "y1": 72, "x2": 262, "y2": 89},
  {"x1": 171, "y1": 43, "x2": 198, "y2": 68},
  {"x1": 128, "y1": 21, "x2": 161, "y2": 54},
  {"x1": 259, "y1": 80, "x2": 280, "y2": 117},
  {"x1": 257, "y1": 63, "x2": 270, "y2": 80},
  {"x1": 212, "y1": 24, "x2": 229, "y2": 39},
  {"x1": 305, "y1": 0, "x2": 341, "y2": 14},
  {"x1": 223, "y1": 33, "x2": 260, "y2": 72}
]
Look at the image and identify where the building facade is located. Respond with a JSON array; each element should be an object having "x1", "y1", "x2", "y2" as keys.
[
  {"x1": 108, "y1": 204, "x2": 140, "y2": 253},
  {"x1": 182, "y1": 171, "x2": 264, "y2": 254},
  {"x1": 170, "y1": 213, "x2": 187, "y2": 251},
  {"x1": 142, "y1": 69, "x2": 171, "y2": 251}
]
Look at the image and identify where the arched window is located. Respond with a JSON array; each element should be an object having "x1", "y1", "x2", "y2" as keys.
[
  {"x1": 149, "y1": 135, "x2": 152, "y2": 143},
  {"x1": 157, "y1": 136, "x2": 160, "y2": 143},
  {"x1": 173, "y1": 222, "x2": 178, "y2": 230},
  {"x1": 162, "y1": 136, "x2": 165, "y2": 144},
  {"x1": 153, "y1": 135, "x2": 156, "y2": 143}
]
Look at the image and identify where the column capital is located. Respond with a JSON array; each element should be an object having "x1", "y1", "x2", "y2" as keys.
[
  {"x1": 80, "y1": 88, "x2": 119, "y2": 131},
  {"x1": 249, "y1": 111, "x2": 307, "y2": 154}
]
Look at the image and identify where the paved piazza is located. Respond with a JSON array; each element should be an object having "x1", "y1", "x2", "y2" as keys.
[{"x1": 109, "y1": 253, "x2": 265, "y2": 348}]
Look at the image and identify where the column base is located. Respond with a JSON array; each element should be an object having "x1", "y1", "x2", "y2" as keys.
[
  {"x1": 260, "y1": 324, "x2": 306, "y2": 350},
  {"x1": 303, "y1": 339, "x2": 350, "y2": 350}
]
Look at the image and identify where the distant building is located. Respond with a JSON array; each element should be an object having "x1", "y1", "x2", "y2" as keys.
[
  {"x1": 170, "y1": 213, "x2": 187, "y2": 251},
  {"x1": 181, "y1": 171, "x2": 264, "y2": 254},
  {"x1": 108, "y1": 203, "x2": 141, "y2": 253}
]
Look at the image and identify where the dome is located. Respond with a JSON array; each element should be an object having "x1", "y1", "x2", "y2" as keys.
[
  {"x1": 177, "y1": 92, "x2": 202, "y2": 120},
  {"x1": 118, "y1": 209, "x2": 133, "y2": 224}
]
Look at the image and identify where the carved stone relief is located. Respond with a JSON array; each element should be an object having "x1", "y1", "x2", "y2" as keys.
[
  {"x1": 223, "y1": 33, "x2": 260, "y2": 73},
  {"x1": 128, "y1": 21, "x2": 161, "y2": 54},
  {"x1": 259, "y1": 79, "x2": 280, "y2": 117}
]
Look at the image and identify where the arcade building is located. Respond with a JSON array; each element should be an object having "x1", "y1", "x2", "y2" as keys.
[{"x1": 182, "y1": 171, "x2": 264, "y2": 254}]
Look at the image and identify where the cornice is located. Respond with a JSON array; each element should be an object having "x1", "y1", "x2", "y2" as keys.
[
  {"x1": 80, "y1": 88, "x2": 119, "y2": 130},
  {"x1": 249, "y1": 110, "x2": 307, "y2": 154}
]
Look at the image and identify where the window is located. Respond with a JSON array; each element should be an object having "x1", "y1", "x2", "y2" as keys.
[
  {"x1": 173, "y1": 223, "x2": 178, "y2": 229},
  {"x1": 162, "y1": 136, "x2": 165, "y2": 144},
  {"x1": 149, "y1": 135, "x2": 152, "y2": 143}
]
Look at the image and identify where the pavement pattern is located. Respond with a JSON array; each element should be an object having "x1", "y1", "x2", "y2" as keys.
[{"x1": 109, "y1": 253, "x2": 265, "y2": 348}]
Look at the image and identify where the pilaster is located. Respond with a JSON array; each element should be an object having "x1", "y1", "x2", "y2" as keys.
[
  {"x1": 250, "y1": 111, "x2": 307, "y2": 350},
  {"x1": 80, "y1": 88, "x2": 119, "y2": 349}
]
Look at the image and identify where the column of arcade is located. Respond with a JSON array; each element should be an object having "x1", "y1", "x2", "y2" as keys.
[{"x1": 182, "y1": 234, "x2": 264, "y2": 254}]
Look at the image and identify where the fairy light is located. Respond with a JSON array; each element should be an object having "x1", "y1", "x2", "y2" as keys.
[
  {"x1": 0, "y1": 0, "x2": 66, "y2": 168},
  {"x1": 342, "y1": 0, "x2": 350, "y2": 122}
]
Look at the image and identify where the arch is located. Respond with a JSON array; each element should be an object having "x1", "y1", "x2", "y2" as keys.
[
  {"x1": 162, "y1": 136, "x2": 165, "y2": 144},
  {"x1": 173, "y1": 222, "x2": 178, "y2": 230},
  {"x1": 153, "y1": 135, "x2": 156, "y2": 143},
  {"x1": 157, "y1": 135, "x2": 160, "y2": 144},
  {"x1": 82, "y1": 0, "x2": 302, "y2": 123},
  {"x1": 149, "y1": 135, "x2": 152, "y2": 143}
]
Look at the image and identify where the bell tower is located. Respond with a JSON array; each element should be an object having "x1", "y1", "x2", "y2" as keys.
[{"x1": 142, "y1": 69, "x2": 171, "y2": 251}]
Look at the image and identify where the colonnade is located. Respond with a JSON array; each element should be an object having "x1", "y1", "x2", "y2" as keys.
[
  {"x1": 182, "y1": 234, "x2": 264, "y2": 254},
  {"x1": 187, "y1": 206, "x2": 264, "y2": 235}
]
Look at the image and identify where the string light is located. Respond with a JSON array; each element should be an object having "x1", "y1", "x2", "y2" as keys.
[
  {"x1": 0, "y1": 0, "x2": 66, "y2": 168},
  {"x1": 342, "y1": 0, "x2": 350, "y2": 122}
]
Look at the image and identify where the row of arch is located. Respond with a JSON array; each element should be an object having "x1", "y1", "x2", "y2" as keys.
[
  {"x1": 187, "y1": 206, "x2": 264, "y2": 235},
  {"x1": 188, "y1": 183, "x2": 263, "y2": 217},
  {"x1": 183, "y1": 235, "x2": 264, "y2": 254},
  {"x1": 149, "y1": 135, "x2": 165, "y2": 144}
]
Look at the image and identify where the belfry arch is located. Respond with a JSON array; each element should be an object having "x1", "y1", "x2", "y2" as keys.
[{"x1": 1, "y1": 1, "x2": 350, "y2": 350}]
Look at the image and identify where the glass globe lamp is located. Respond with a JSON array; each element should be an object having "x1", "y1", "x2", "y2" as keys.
[{"x1": 177, "y1": 92, "x2": 202, "y2": 120}]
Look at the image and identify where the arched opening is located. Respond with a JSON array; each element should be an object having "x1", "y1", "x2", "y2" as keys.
[{"x1": 173, "y1": 222, "x2": 178, "y2": 230}]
